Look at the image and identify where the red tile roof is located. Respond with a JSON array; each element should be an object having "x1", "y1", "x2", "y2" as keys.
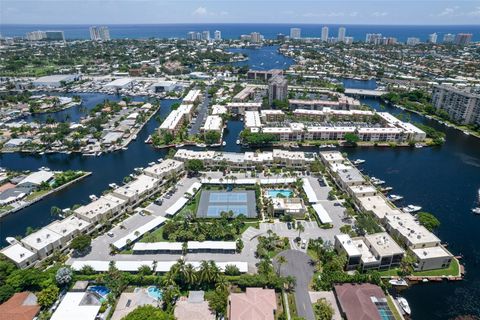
[
  {"x1": 334, "y1": 283, "x2": 385, "y2": 320},
  {"x1": 228, "y1": 288, "x2": 277, "y2": 320},
  {"x1": 0, "y1": 292, "x2": 41, "y2": 320}
]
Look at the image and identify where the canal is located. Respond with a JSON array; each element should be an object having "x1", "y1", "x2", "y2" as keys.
[{"x1": 0, "y1": 47, "x2": 479, "y2": 319}]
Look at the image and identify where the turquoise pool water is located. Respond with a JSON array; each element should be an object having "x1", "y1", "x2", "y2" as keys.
[
  {"x1": 267, "y1": 189, "x2": 293, "y2": 198},
  {"x1": 87, "y1": 286, "x2": 110, "y2": 301},
  {"x1": 147, "y1": 286, "x2": 163, "y2": 301}
]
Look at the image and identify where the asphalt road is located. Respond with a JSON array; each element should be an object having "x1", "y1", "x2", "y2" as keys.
[{"x1": 274, "y1": 250, "x2": 315, "y2": 320}]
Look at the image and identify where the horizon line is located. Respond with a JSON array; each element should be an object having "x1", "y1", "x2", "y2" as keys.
[{"x1": 2, "y1": 23, "x2": 480, "y2": 27}]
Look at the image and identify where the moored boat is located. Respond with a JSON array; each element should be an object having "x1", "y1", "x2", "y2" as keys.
[
  {"x1": 403, "y1": 204, "x2": 422, "y2": 213},
  {"x1": 397, "y1": 297, "x2": 411, "y2": 315},
  {"x1": 389, "y1": 278, "x2": 409, "y2": 287}
]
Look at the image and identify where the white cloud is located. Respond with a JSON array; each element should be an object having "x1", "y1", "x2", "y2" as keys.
[
  {"x1": 437, "y1": 6, "x2": 459, "y2": 17},
  {"x1": 467, "y1": 6, "x2": 480, "y2": 17},
  {"x1": 371, "y1": 12, "x2": 388, "y2": 17},
  {"x1": 192, "y1": 6, "x2": 208, "y2": 16},
  {"x1": 303, "y1": 11, "x2": 359, "y2": 18}
]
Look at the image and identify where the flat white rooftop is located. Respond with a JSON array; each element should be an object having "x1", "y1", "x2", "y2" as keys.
[
  {"x1": 21, "y1": 228, "x2": 62, "y2": 251},
  {"x1": 50, "y1": 292, "x2": 101, "y2": 320},
  {"x1": 143, "y1": 159, "x2": 183, "y2": 178},
  {"x1": 412, "y1": 246, "x2": 452, "y2": 260},
  {"x1": 336, "y1": 234, "x2": 361, "y2": 257},
  {"x1": 364, "y1": 232, "x2": 404, "y2": 257},
  {"x1": 202, "y1": 115, "x2": 223, "y2": 131},
  {"x1": 312, "y1": 203, "x2": 333, "y2": 224},
  {"x1": 74, "y1": 194, "x2": 126, "y2": 219},
  {"x1": 70, "y1": 260, "x2": 248, "y2": 273},
  {"x1": 46, "y1": 216, "x2": 91, "y2": 237},
  {"x1": 113, "y1": 174, "x2": 159, "y2": 198},
  {"x1": 302, "y1": 178, "x2": 319, "y2": 203},
  {"x1": 357, "y1": 195, "x2": 403, "y2": 220},
  {"x1": 0, "y1": 243, "x2": 37, "y2": 264},
  {"x1": 113, "y1": 215, "x2": 167, "y2": 249}
]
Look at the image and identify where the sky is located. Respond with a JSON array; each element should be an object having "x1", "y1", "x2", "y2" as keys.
[{"x1": 1, "y1": 0, "x2": 480, "y2": 25}]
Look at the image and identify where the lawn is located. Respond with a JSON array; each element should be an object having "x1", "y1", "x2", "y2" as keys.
[
  {"x1": 25, "y1": 188, "x2": 51, "y2": 201},
  {"x1": 413, "y1": 258, "x2": 460, "y2": 277},
  {"x1": 287, "y1": 292, "x2": 297, "y2": 318},
  {"x1": 387, "y1": 295, "x2": 403, "y2": 320},
  {"x1": 378, "y1": 258, "x2": 460, "y2": 277}
]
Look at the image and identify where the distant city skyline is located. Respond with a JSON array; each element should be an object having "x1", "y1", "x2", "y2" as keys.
[{"x1": 1, "y1": 0, "x2": 480, "y2": 25}]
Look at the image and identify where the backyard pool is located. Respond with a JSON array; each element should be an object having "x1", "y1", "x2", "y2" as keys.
[
  {"x1": 267, "y1": 189, "x2": 293, "y2": 198},
  {"x1": 87, "y1": 286, "x2": 110, "y2": 301},
  {"x1": 147, "y1": 286, "x2": 163, "y2": 301}
]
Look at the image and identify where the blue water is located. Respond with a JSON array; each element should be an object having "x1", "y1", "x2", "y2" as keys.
[
  {"x1": 147, "y1": 286, "x2": 162, "y2": 301},
  {"x1": 267, "y1": 189, "x2": 293, "y2": 198},
  {"x1": 227, "y1": 46, "x2": 294, "y2": 70},
  {"x1": 0, "y1": 47, "x2": 479, "y2": 319},
  {"x1": 1, "y1": 24, "x2": 479, "y2": 42},
  {"x1": 88, "y1": 285, "x2": 110, "y2": 299}
]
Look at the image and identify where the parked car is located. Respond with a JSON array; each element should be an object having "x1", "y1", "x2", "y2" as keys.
[
  {"x1": 107, "y1": 232, "x2": 114, "y2": 237},
  {"x1": 287, "y1": 222, "x2": 292, "y2": 229},
  {"x1": 301, "y1": 239, "x2": 307, "y2": 249}
]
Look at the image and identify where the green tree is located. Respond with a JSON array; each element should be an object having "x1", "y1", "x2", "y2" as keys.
[
  {"x1": 314, "y1": 298, "x2": 334, "y2": 320},
  {"x1": 205, "y1": 287, "x2": 229, "y2": 317},
  {"x1": 37, "y1": 285, "x2": 59, "y2": 308},
  {"x1": 185, "y1": 159, "x2": 205, "y2": 175},
  {"x1": 417, "y1": 212, "x2": 441, "y2": 231},
  {"x1": 121, "y1": 305, "x2": 174, "y2": 320},
  {"x1": 69, "y1": 235, "x2": 92, "y2": 252},
  {"x1": 205, "y1": 131, "x2": 221, "y2": 144},
  {"x1": 275, "y1": 255, "x2": 287, "y2": 275},
  {"x1": 344, "y1": 133, "x2": 360, "y2": 145},
  {"x1": 400, "y1": 253, "x2": 416, "y2": 276}
]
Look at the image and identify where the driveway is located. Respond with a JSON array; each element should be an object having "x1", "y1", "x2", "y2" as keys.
[{"x1": 274, "y1": 250, "x2": 315, "y2": 320}]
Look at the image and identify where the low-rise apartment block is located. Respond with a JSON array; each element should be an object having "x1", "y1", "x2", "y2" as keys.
[
  {"x1": 74, "y1": 194, "x2": 127, "y2": 223},
  {"x1": 112, "y1": 174, "x2": 160, "y2": 206},
  {"x1": 159, "y1": 104, "x2": 194, "y2": 134},
  {"x1": 174, "y1": 149, "x2": 316, "y2": 169}
]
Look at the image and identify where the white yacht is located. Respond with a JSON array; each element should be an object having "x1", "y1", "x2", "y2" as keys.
[
  {"x1": 353, "y1": 159, "x2": 366, "y2": 165},
  {"x1": 472, "y1": 207, "x2": 480, "y2": 215},
  {"x1": 397, "y1": 297, "x2": 411, "y2": 315},
  {"x1": 387, "y1": 194, "x2": 404, "y2": 202},
  {"x1": 236, "y1": 139, "x2": 241, "y2": 145},
  {"x1": 403, "y1": 205, "x2": 422, "y2": 213},
  {"x1": 222, "y1": 141, "x2": 227, "y2": 146},
  {"x1": 388, "y1": 279, "x2": 408, "y2": 287},
  {"x1": 89, "y1": 194, "x2": 98, "y2": 201}
]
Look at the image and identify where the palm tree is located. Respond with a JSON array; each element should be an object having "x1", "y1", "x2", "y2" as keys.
[
  {"x1": 182, "y1": 242, "x2": 188, "y2": 256},
  {"x1": 297, "y1": 222, "x2": 305, "y2": 239},
  {"x1": 198, "y1": 260, "x2": 213, "y2": 284},
  {"x1": 162, "y1": 271, "x2": 176, "y2": 287},
  {"x1": 184, "y1": 263, "x2": 197, "y2": 287},
  {"x1": 215, "y1": 276, "x2": 229, "y2": 292},
  {"x1": 276, "y1": 255, "x2": 288, "y2": 275}
]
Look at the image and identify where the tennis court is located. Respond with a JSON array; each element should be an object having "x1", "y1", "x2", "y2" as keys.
[{"x1": 197, "y1": 190, "x2": 257, "y2": 218}]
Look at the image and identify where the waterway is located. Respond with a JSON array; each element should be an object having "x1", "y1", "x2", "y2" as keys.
[{"x1": 0, "y1": 48, "x2": 479, "y2": 319}]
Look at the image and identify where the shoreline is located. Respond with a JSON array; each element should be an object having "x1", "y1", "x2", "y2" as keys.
[
  {"x1": 382, "y1": 98, "x2": 480, "y2": 140},
  {"x1": 0, "y1": 171, "x2": 92, "y2": 219}
]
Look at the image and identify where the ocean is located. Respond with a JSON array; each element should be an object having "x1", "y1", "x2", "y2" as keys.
[{"x1": 1, "y1": 23, "x2": 479, "y2": 42}]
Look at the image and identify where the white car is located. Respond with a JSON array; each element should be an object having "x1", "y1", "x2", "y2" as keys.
[{"x1": 107, "y1": 232, "x2": 114, "y2": 237}]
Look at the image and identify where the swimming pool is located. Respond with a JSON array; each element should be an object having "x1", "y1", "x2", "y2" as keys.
[
  {"x1": 87, "y1": 286, "x2": 110, "y2": 300},
  {"x1": 147, "y1": 286, "x2": 163, "y2": 301},
  {"x1": 267, "y1": 189, "x2": 293, "y2": 198}
]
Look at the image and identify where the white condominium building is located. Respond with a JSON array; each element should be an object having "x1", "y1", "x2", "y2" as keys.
[{"x1": 432, "y1": 85, "x2": 480, "y2": 126}]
